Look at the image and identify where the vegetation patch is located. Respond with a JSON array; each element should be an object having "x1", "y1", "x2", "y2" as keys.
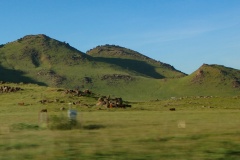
[
  {"x1": 48, "y1": 114, "x2": 80, "y2": 130},
  {"x1": 2, "y1": 143, "x2": 39, "y2": 151},
  {"x1": 10, "y1": 123, "x2": 39, "y2": 131}
]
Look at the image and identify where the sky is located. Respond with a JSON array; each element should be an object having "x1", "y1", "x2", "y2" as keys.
[{"x1": 1, "y1": 0, "x2": 240, "y2": 74}]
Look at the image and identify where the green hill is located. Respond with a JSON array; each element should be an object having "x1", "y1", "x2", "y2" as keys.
[
  {"x1": 0, "y1": 34, "x2": 240, "y2": 101},
  {"x1": 181, "y1": 64, "x2": 240, "y2": 95},
  {"x1": 0, "y1": 34, "x2": 89, "y2": 86},
  {"x1": 87, "y1": 44, "x2": 186, "y2": 78},
  {"x1": 153, "y1": 64, "x2": 240, "y2": 98}
]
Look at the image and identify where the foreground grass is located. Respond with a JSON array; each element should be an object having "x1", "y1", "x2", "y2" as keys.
[
  {"x1": 0, "y1": 84, "x2": 240, "y2": 159},
  {"x1": 1, "y1": 110, "x2": 240, "y2": 160}
]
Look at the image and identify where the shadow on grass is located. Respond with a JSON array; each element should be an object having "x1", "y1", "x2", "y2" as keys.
[
  {"x1": 94, "y1": 57, "x2": 164, "y2": 79},
  {"x1": 0, "y1": 65, "x2": 46, "y2": 86},
  {"x1": 83, "y1": 124, "x2": 105, "y2": 130}
]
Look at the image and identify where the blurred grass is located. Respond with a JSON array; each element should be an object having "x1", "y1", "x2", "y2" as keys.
[
  {"x1": 1, "y1": 110, "x2": 240, "y2": 160},
  {"x1": 0, "y1": 83, "x2": 240, "y2": 159}
]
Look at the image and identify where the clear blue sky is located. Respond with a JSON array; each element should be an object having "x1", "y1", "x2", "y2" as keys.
[{"x1": 1, "y1": 0, "x2": 240, "y2": 74}]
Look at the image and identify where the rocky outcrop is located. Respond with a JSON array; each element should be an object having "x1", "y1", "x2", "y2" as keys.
[
  {"x1": 232, "y1": 80, "x2": 240, "y2": 88},
  {"x1": 101, "y1": 74, "x2": 134, "y2": 81},
  {"x1": 37, "y1": 69, "x2": 65, "y2": 86}
]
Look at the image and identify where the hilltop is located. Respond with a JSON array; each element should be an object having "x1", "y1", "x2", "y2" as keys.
[{"x1": 0, "y1": 34, "x2": 240, "y2": 100}]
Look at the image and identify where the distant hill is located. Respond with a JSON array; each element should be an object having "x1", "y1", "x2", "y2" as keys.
[
  {"x1": 0, "y1": 34, "x2": 240, "y2": 100},
  {"x1": 0, "y1": 34, "x2": 89, "y2": 86},
  {"x1": 0, "y1": 34, "x2": 89, "y2": 65},
  {"x1": 87, "y1": 44, "x2": 186, "y2": 78},
  {"x1": 187, "y1": 64, "x2": 240, "y2": 90},
  {"x1": 159, "y1": 64, "x2": 240, "y2": 97}
]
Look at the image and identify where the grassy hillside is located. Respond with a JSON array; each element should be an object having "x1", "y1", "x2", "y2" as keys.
[
  {"x1": 0, "y1": 35, "x2": 240, "y2": 101},
  {"x1": 0, "y1": 34, "x2": 89, "y2": 86},
  {"x1": 87, "y1": 44, "x2": 186, "y2": 78},
  {"x1": 142, "y1": 64, "x2": 240, "y2": 98},
  {"x1": 0, "y1": 34, "x2": 88, "y2": 67},
  {"x1": 0, "y1": 34, "x2": 186, "y2": 100},
  {"x1": 181, "y1": 64, "x2": 240, "y2": 95}
]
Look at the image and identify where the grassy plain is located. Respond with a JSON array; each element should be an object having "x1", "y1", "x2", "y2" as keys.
[{"x1": 0, "y1": 84, "x2": 240, "y2": 160}]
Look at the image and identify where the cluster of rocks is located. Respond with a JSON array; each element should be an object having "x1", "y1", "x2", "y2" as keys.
[
  {"x1": 71, "y1": 55, "x2": 84, "y2": 61},
  {"x1": 83, "y1": 77, "x2": 92, "y2": 84},
  {"x1": 232, "y1": 80, "x2": 240, "y2": 88},
  {"x1": 101, "y1": 74, "x2": 134, "y2": 81},
  {"x1": 37, "y1": 69, "x2": 55, "y2": 76},
  {"x1": 0, "y1": 86, "x2": 22, "y2": 93},
  {"x1": 64, "y1": 89, "x2": 92, "y2": 97},
  {"x1": 37, "y1": 69, "x2": 65, "y2": 86},
  {"x1": 96, "y1": 96, "x2": 131, "y2": 108},
  {"x1": 39, "y1": 99, "x2": 63, "y2": 104}
]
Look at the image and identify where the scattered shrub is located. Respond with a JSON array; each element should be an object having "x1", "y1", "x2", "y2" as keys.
[{"x1": 48, "y1": 114, "x2": 79, "y2": 130}]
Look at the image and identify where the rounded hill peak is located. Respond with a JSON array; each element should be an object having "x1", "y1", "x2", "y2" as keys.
[{"x1": 86, "y1": 44, "x2": 150, "y2": 60}]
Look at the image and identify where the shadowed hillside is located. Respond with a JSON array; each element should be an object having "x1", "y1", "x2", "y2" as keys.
[
  {"x1": 0, "y1": 65, "x2": 46, "y2": 85},
  {"x1": 94, "y1": 57, "x2": 164, "y2": 78}
]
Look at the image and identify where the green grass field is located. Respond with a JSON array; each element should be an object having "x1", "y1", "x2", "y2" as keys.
[{"x1": 0, "y1": 84, "x2": 240, "y2": 160}]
